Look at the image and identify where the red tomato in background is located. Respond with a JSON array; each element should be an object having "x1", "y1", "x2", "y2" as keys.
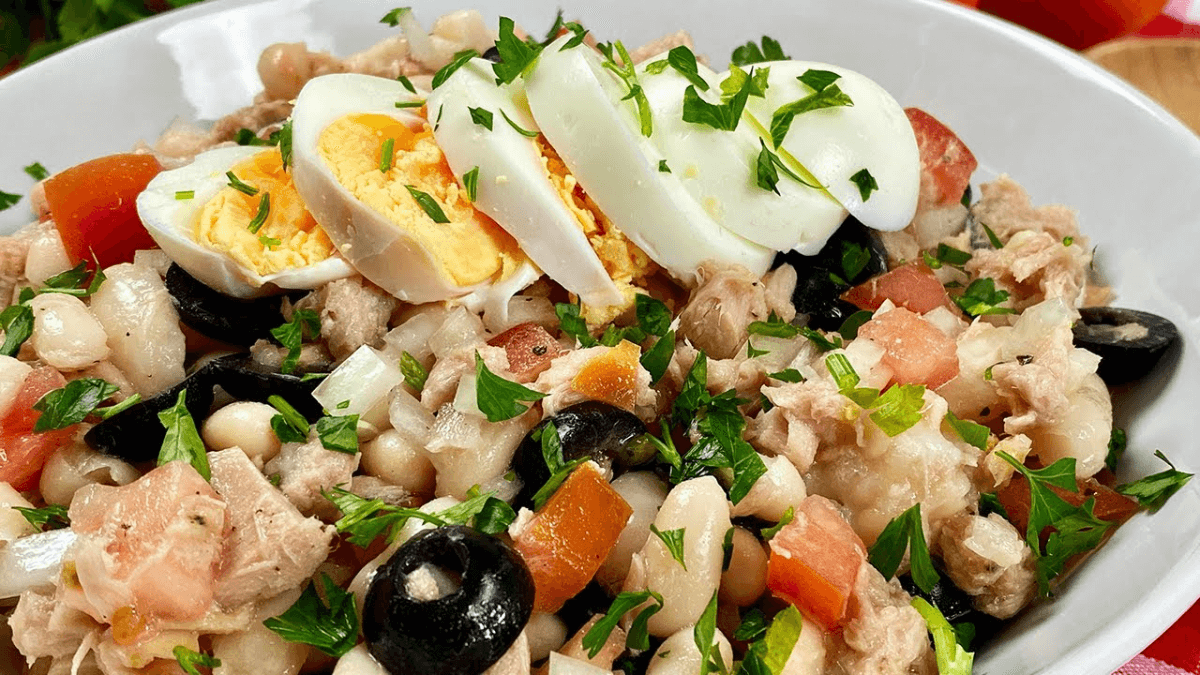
[
  {"x1": 976, "y1": 0, "x2": 1169, "y2": 50},
  {"x1": 43, "y1": 153, "x2": 162, "y2": 269},
  {"x1": 0, "y1": 367, "x2": 76, "y2": 491}
]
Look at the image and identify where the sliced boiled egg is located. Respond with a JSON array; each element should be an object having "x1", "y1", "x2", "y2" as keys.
[
  {"x1": 740, "y1": 61, "x2": 920, "y2": 232},
  {"x1": 427, "y1": 58, "x2": 627, "y2": 310},
  {"x1": 290, "y1": 73, "x2": 534, "y2": 305},
  {"x1": 634, "y1": 58, "x2": 848, "y2": 255},
  {"x1": 137, "y1": 145, "x2": 354, "y2": 298},
  {"x1": 524, "y1": 37, "x2": 775, "y2": 285}
]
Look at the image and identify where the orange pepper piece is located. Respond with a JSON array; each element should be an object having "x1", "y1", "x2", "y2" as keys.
[{"x1": 571, "y1": 340, "x2": 640, "y2": 412}]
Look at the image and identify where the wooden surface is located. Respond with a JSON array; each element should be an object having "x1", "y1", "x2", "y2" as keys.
[{"x1": 1087, "y1": 37, "x2": 1200, "y2": 136}]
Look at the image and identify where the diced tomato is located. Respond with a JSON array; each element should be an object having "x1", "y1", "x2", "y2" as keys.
[
  {"x1": 766, "y1": 495, "x2": 867, "y2": 630},
  {"x1": 488, "y1": 322, "x2": 565, "y2": 382},
  {"x1": 513, "y1": 462, "x2": 633, "y2": 613},
  {"x1": 842, "y1": 261, "x2": 954, "y2": 315},
  {"x1": 571, "y1": 340, "x2": 640, "y2": 412},
  {"x1": 0, "y1": 367, "x2": 75, "y2": 491},
  {"x1": 43, "y1": 154, "x2": 163, "y2": 268},
  {"x1": 905, "y1": 108, "x2": 978, "y2": 212},
  {"x1": 857, "y1": 307, "x2": 960, "y2": 388}
]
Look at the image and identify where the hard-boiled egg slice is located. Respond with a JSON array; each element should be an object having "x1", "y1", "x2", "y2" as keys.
[
  {"x1": 740, "y1": 61, "x2": 920, "y2": 232},
  {"x1": 635, "y1": 57, "x2": 848, "y2": 255},
  {"x1": 524, "y1": 37, "x2": 774, "y2": 285},
  {"x1": 290, "y1": 73, "x2": 533, "y2": 304},
  {"x1": 428, "y1": 58, "x2": 625, "y2": 309},
  {"x1": 137, "y1": 145, "x2": 354, "y2": 298}
]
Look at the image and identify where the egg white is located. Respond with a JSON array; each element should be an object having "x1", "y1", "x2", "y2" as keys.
[
  {"x1": 524, "y1": 37, "x2": 774, "y2": 285},
  {"x1": 427, "y1": 58, "x2": 624, "y2": 309},
  {"x1": 740, "y1": 61, "x2": 920, "y2": 233},
  {"x1": 136, "y1": 145, "x2": 354, "y2": 298}
]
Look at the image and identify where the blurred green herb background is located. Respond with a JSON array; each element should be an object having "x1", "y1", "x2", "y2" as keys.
[{"x1": 0, "y1": 0, "x2": 205, "y2": 73}]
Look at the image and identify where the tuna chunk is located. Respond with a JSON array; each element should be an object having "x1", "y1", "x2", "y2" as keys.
[
  {"x1": 264, "y1": 435, "x2": 359, "y2": 518},
  {"x1": 294, "y1": 277, "x2": 400, "y2": 362},
  {"x1": 677, "y1": 261, "x2": 771, "y2": 360},
  {"x1": 209, "y1": 449, "x2": 336, "y2": 608},
  {"x1": 9, "y1": 589, "x2": 100, "y2": 664},
  {"x1": 66, "y1": 460, "x2": 228, "y2": 623}
]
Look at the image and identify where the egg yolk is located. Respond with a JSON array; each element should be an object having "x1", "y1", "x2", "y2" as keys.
[
  {"x1": 535, "y1": 137, "x2": 655, "y2": 323},
  {"x1": 195, "y1": 150, "x2": 335, "y2": 276},
  {"x1": 318, "y1": 113, "x2": 525, "y2": 287}
]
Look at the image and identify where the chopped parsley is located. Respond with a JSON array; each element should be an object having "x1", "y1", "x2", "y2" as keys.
[
  {"x1": 838, "y1": 309, "x2": 874, "y2": 340},
  {"x1": 981, "y1": 222, "x2": 1004, "y2": 248},
  {"x1": 326, "y1": 485, "x2": 513, "y2": 546},
  {"x1": 694, "y1": 591, "x2": 725, "y2": 674},
  {"x1": 247, "y1": 193, "x2": 271, "y2": 234},
  {"x1": 263, "y1": 574, "x2": 358, "y2": 657},
  {"x1": 555, "y1": 301, "x2": 595, "y2": 347},
  {"x1": 682, "y1": 66, "x2": 756, "y2": 132},
  {"x1": 868, "y1": 503, "x2": 939, "y2": 593},
  {"x1": 583, "y1": 590, "x2": 665, "y2": 657},
  {"x1": 157, "y1": 390, "x2": 210, "y2": 481},
  {"x1": 597, "y1": 41, "x2": 653, "y2": 137},
  {"x1": 462, "y1": 166, "x2": 480, "y2": 202},
  {"x1": 739, "y1": 604, "x2": 804, "y2": 675},
  {"x1": 316, "y1": 414, "x2": 359, "y2": 454},
  {"x1": 928, "y1": 243, "x2": 972, "y2": 268},
  {"x1": 173, "y1": 646, "x2": 221, "y2": 675},
  {"x1": 799, "y1": 326, "x2": 843, "y2": 352},
  {"x1": 645, "y1": 59, "x2": 670, "y2": 74},
  {"x1": 397, "y1": 74, "x2": 416, "y2": 93},
  {"x1": 641, "y1": 329, "x2": 675, "y2": 385},
  {"x1": 730, "y1": 35, "x2": 788, "y2": 66},
  {"x1": 823, "y1": 354, "x2": 926, "y2": 436},
  {"x1": 734, "y1": 608, "x2": 769, "y2": 642},
  {"x1": 557, "y1": 21, "x2": 588, "y2": 50},
  {"x1": 269, "y1": 395, "x2": 310, "y2": 444},
  {"x1": 469, "y1": 106, "x2": 494, "y2": 130},
  {"x1": 1116, "y1": 450, "x2": 1193, "y2": 512},
  {"x1": 1105, "y1": 428, "x2": 1127, "y2": 472},
  {"x1": 755, "y1": 139, "x2": 822, "y2": 193},
  {"x1": 0, "y1": 299, "x2": 33, "y2": 357},
  {"x1": 912, "y1": 598, "x2": 974, "y2": 675},
  {"x1": 405, "y1": 185, "x2": 451, "y2": 223},
  {"x1": 23, "y1": 162, "x2": 49, "y2": 180},
  {"x1": 379, "y1": 138, "x2": 395, "y2": 173},
  {"x1": 1063, "y1": 236, "x2": 1075, "y2": 247},
  {"x1": 650, "y1": 524, "x2": 687, "y2": 570},
  {"x1": 747, "y1": 311, "x2": 800, "y2": 338},
  {"x1": 393, "y1": 99, "x2": 424, "y2": 109},
  {"x1": 747, "y1": 340, "x2": 770, "y2": 358},
  {"x1": 259, "y1": 235, "x2": 281, "y2": 248},
  {"x1": 945, "y1": 411, "x2": 989, "y2": 450},
  {"x1": 769, "y1": 82, "x2": 854, "y2": 148},
  {"x1": 400, "y1": 351, "x2": 428, "y2": 391},
  {"x1": 500, "y1": 108, "x2": 539, "y2": 138},
  {"x1": 94, "y1": 394, "x2": 140, "y2": 420},
  {"x1": 270, "y1": 308, "x2": 321, "y2": 375},
  {"x1": 636, "y1": 293, "x2": 672, "y2": 337},
  {"x1": 474, "y1": 351, "x2": 547, "y2": 422},
  {"x1": 530, "y1": 420, "x2": 588, "y2": 509},
  {"x1": 40, "y1": 260, "x2": 106, "y2": 297},
  {"x1": 14, "y1": 504, "x2": 70, "y2": 532},
  {"x1": 0, "y1": 191, "x2": 21, "y2": 211},
  {"x1": 797, "y1": 68, "x2": 841, "y2": 92},
  {"x1": 761, "y1": 505, "x2": 795, "y2": 539},
  {"x1": 720, "y1": 65, "x2": 770, "y2": 101},
  {"x1": 32, "y1": 378, "x2": 119, "y2": 432},
  {"x1": 379, "y1": 7, "x2": 407, "y2": 26},
  {"x1": 850, "y1": 168, "x2": 879, "y2": 201},
  {"x1": 768, "y1": 368, "x2": 804, "y2": 383},
  {"x1": 954, "y1": 277, "x2": 1015, "y2": 317},
  {"x1": 658, "y1": 159, "x2": 671, "y2": 173},
  {"x1": 175, "y1": 190, "x2": 195, "y2": 200},
  {"x1": 431, "y1": 49, "x2": 480, "y2": 89},
  {"x1": 278, "y1": 120, "x2": 294, "y2": 171},
  {"x1": 665, "y1": 46, "x2": 708, "y2": 90},
  {"x1": 235, "y1": 128, "x2": 271, "y2": 146},
  {"x1": 492, "y1": 16, "x2": 541, "y2": 85},
  {"x1": 225, "y1": 170, "x2": 259, "y2": 196}
]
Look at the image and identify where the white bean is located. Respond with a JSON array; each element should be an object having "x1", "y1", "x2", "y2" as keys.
[
  {"x1": 0, "y1": 356, "x2": 32, "y2": 419},
  {"x1": 360, "y1": 429, "x2": 436, "y2": 498},
  {"x1": 0, "y1": 483, "x2": 36, "y2": 544},
  {"x1": 23, "y1": 224, "x2": 71, "y2": 287},
  {"x1": 202, "y1": 402, "x2": 282, "y2": 465},
  {"x1": 623, "y1": 476, "x2": 731, "y2": 637},
  {"x1": 645, "y1": 625, "x2": 733, "y2": 675},
  {"x1": 525, "y1": 612, "x2": 568, "y2": 663},
  {"x1": 719, "y1": 527, "x2": 768, "y2": 607},
  {"x1": 730, "y1": 454, "x2": 806, "y2": 523},
  {"x1": 89, "y1": 263, "x2": 186, "y2": 396},
  {"x1": 212, "y1": 588, "x2": 308, "y2": 675},
  {"x1": 29, "y1": 294, "x2": 110, "y2": 370},
  {"x1": 38, "y1": 442, "x2": 139, "y2": 506},
  {"x1": 596, "y1": 472, "x2": 668, "y2": 593},
  {"x1": 1026, "y1": 372, "x2": 1111, "y2": 479}
]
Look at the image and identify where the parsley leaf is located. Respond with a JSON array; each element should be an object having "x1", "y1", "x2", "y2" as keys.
[
  {"x1": 1106, "y1": 427, "x2": 1127, "y2": 472},
  {"x1": 405, "y1": 185, "x2": 451, "y2": 223},
  {"x1": 730, "y1": 36, "x2": 787, "y2": 66},
  {"x1": 278, "y1": 120, "x2": 294, "y2": 170},
  {"x1": 157, "y1": 390, "x2": 210, "y2": 480},
  {"x1": 937, "y1": 243, "x2": 972, "y2": 267},
  {"x1": 32, "y1": 378, "x2": 119, "y2": 432},
  {"x1": 666, "y1": 46, "x2": 708, "y2": 90},
  {"x1": 838, "y1": 310, "x2": 874, "y2": 340},
  {"x1": 1116, "y1": 450, "x2": 1193, "y2": 512},
  {"x1": 431, "y1": 49, "x2": 479, "y2": 89},
  {"x1": 954, "y1": 278, "x2": 1015, "y2": 317},
  {"x1": 499, "y1": 108, "x2": 539, "y2": 138},
  {"x1": 263, "y1": 574, "x2": 358, "y2": 657},
  {"x1": 173, "y1": 646, "x2": 220, "y2": 675},
  {"x1": 530, "y1": 420, "x2": 588, "y2": 509},
  {"x1": 14, "y1": 504, "x2": 70, "y2": 532},
  {"x1": 650, "y1": 524, "x2": 687, "y2": 570},
  {"x1": 981, "y1": 222, "x2": 1004, "y2": 248},
  {"x1": 797, "y1": 68, "x2": 841, "y2": 92},
  {"x1": 945, "y1": 411, "x2": 989, "y2": 450},
  {"x1": 247, "y1": 192, "x2": 271, "y2": 234},
  {"x1": 869, "y1": 384, "x2": 926, "y2": 437},
  {"x1": 760, "y1": 505, "x2": 795, "y2": 539},
  {"x1": 597, "y1": 41, "x2": 653, "y2": 137},
  {"x1": 768, "y1": 368, "x2": 805, "y2": 383},
  {"x1": 912, "y1": 597, "x2": 974, "y2": 675},
  {"x1": 269, "y1": 395, "x2": 310, "y2": 444},
  {"x1": 799, "y1": 326, "x2": 843, "y2": 352},
  {"x1": 641, "y1": 329, "x2": 675, "y2": 386},
  {"x1": 583, "y1": 590, "x2": 664, "y2": 657},
  {"x1": 0, "y1": 301, "x2": 33, "y2": 357},
  {"x1": 475, "y1": 351, "x2": 546, "y2": 422},
  {"x1": 658, "y1": 159, "x2": 671, "y2": 172},
  {"x1": 327, "y1": 485, "x2": 512, "y2": 545},
  {"x1": 720, "y1": 65, "x2": 770, "y2": 101},
  {"x1": 747, "y1": 311, "x2": 800, "y2": 338},
  {"x1": 270, "y1": 308, "x2": 321, "y2": 375},
  {"x1": 555, "y1": 302, "x2": 597, "y2": 347},
  {"x1": 734, "y1": 608, "x2": 769, "y2": 642},
  {"x1": 868, "y1": 503, "x2": 939, "y2": 593},
  {"x1": 645, "y1": 59, "x2": 670, "y2": 74},
  {"x1": 1036, "y1": 497, "x2": 1110, "y2": 588},
  {"x1": 682, "y1": 66, "x2": 756, "y2": 132},
  {"x1": 316, "y1": 414, "x2": 359, "y2": 454},
  {"x1": 23, "y1": 162, "x2": 49, "y2": 180},
  {"x1": 379, "y1": 7, "x2": 408, "y2": 26},
  {"x1": 769, "y1": 84, "x2": 854, "y2": 148},
  {"x1": 559, "y1": 21, "x2": 588, "y2": 50},
  {"x1": 397, "y1": 74, "x2": 417, "y2": 93},
  {"x1": 400, "y1": 351, "x2": 428, "y2": 391},
  {"x1": 469, "y1": 106, "x2": 493, "y2": 130},
  {"x1": 635, "y1": 294, "x2": 672, "y2": 337},
  {"x1": 850, "y1": 168, "x2": 879, "y2": 202},
  {"x1": 492, "y1": 17, "x2": 541, "y2": 85},
  {"x1": 462, "y1": 166, "x2": 480, "y2": 202},
  {"x1": 0, "y1": 191, "x2": 20, "y2": 211},
  {"x1": 754, "y1": 140, "x2": 823, "y2": 194},
  {"x1": 693, "y1": 591, "x2": 723, "y2": 675}
]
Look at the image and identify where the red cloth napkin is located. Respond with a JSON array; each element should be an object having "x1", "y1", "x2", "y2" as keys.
[{"x1": 1115, "y1": 600, "x2": 1200, "y2": 674}]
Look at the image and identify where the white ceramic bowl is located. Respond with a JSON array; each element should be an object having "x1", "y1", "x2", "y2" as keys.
[{"x1": 1, "y1": 2, "x2": 1198, "y2": 674}]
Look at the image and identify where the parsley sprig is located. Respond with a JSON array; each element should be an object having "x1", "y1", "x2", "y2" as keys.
[
  {"x1": 327, "y1": 486, "x2": 515, "y2": 547},
  {"x1": 954, "y1": 278, "x2": 1015, "y2": 317},
  {"x1": 14, "y1": 504, "x2": 70, "y2": 532},
  {"x1": 597, "y1": 41, "x2": 653, "y2": 137},
  {"x1": 582, "y1": 590, "x2": 665, "y2": 658},
  {"x1": 263, "y1": 574, "x2": 358, "y2": 657},
  {"x1": 868, "y1": 503, "x2": 939, "y2": 593},
  {"x1": 1116, "y1": 450, "x2": 1193, "y2": 512},
  {"x1": 738, "y1": 604, "x2": 805, "y2": 675},
  {"x1": 769, "y1": 72, "x2": 854, "y2": 148},
  {"x1": 730, "y1": 36, "x2": 788, "y2": 66},
  {"x1": 912, "y1": 598, "x2": 974, "y2": 675},
  {"x1": 824, "y1": 354, "x2": 927, "y2": 437},
  {"x1": 32, "y1": 378, "x2": 119, "y2": 432},
  {"x1": 649, "y1": 524, "x2": 687, "y2": 570},
  {"x1": 474, "y1": 351, "x2": 546, "y2": 422},
  {"x1": 492, "y1": 17, "x2": 540, "y2": 85},
  {"x1": 157, "y1": 390, "x2": 210, "y2": 481},
  {"x1": 173, "y1": 646, "x2": 220, "y2": 675},
  {"x1": 270, "y1": 309, "x2": 320, "y2": 375}
]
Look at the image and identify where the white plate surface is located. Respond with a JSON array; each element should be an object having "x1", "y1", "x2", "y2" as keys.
[{"x1": 1, "y1": 2, "x2": 1198, "y2": 674}]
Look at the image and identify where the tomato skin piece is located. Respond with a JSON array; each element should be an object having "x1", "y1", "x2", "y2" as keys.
[
  {"x1": 905, "y1": 108, "x2": 978, "y2": 212},
  {"x1": 841, "y1": 261, "x2": 955, "y2": 315},
  {"x1": 43, "y1": 154, "x2": 163, "y2": 268},
  {"x1": 978, "y1": 0, "x2": 1166, "y2": 50},
  {"x1": 766, "y1": 495, "x2": 867, "y2": 630},
  {"x1": 0, "y1": 367, "x2": 76, "y2": 491},
  {"x1": 857, "y1": 307, "x2": 960, "y2": 389},
  {"x1": 513, "y1": 461, "x2": 633, "y2": 613},
  {"x1": 488, "y1": 322, "x2": 565, "y2": 382}
]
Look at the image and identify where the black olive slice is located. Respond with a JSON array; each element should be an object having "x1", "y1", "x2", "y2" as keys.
[
  {"x1": 204, "y1": 356, "x2": 326, "y2": 420},
  {"x1": 364, "y1": 526, "x2": 534, "y2": 675},
  {"x1": 481, "y1": 45, "x2": 502, "y2": 62},
  {"x1": 511, "y1": 401, "x2": 647, "y2": 509},
  {"x1": 774, "y1": 217, "x2": 888, "y2": 331},
  {"x1": 1072, "y1": 307, "x2": 1179, "y2": 385},
  {"x1": 165, "y1": 263, "x2": 288, "y2": 345}
]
